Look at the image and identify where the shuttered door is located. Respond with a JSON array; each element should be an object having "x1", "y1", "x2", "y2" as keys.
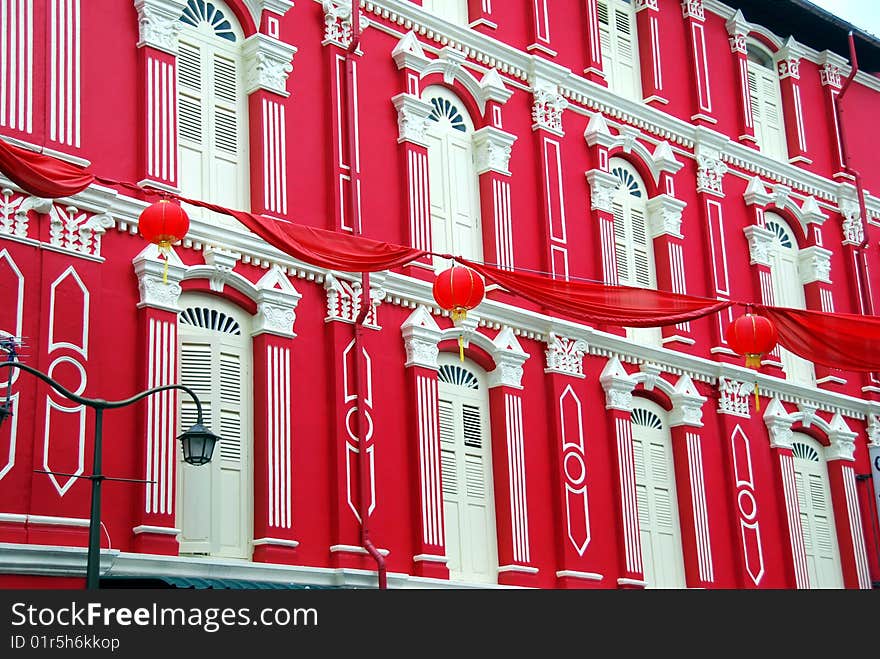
[
  {"x1": 438, "y1": 361, "x2": 497, "y2": 583},
  {"x1": 422, "y1": 0, "x2": 468, "y2": 26},
  {"x1": 631, "y1": 403, "x2": 686, "y2": 588},
  {"x1": 747, "y1": 62, "x2": 787, "y2": 161},
  {"x1": 426, "y1": 90, "x2": 482, "y2": 268},
  {"x1": 178, "y1": 19, "x2": 248, "y2": 228},
  {"x1": 611, "y1": 162, "x2": 660, "y2": 346},
  {"x1": 792, "y1": 437, "x2": 844, "y2": 589},
  {"x1": 765, "y1": 216, "x2": 815, "y2": 384},
  {"x1": 597, "y1": 0, "x2": 640, "y2": 99},
  {"x1": 178, "y1": 300, "x2": 252, "y2": 559}
]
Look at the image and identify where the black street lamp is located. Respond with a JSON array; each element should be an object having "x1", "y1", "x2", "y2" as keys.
[{"x1": 0, "y1": 359, "x2": 220, "y2": 590}]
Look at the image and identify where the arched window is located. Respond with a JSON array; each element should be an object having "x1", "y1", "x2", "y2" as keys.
[
  {"x1": 747, "y1": 42, "x2": 787, "y2": 161},
  {"x1": 177, "y1": 292, "x2": 253, "y2": 559},
  {"x1": 631, "y1": 399, "x2": 686, "y2": 588},
  {"x1": 791, "y1": 434, "x2": 844, "y2": 588},
  {"x1": 421, "y1": 0, "x2": 469, "y2": 26},
  {"x1": 177, "y1": 0, "x2": 250, "y2": 224},
  {"x1": 764, "y1": 213, "x2": 814, "y2": 384},
  {"x1": 597, "y1": 0, "x2": 641, "y2": 100},
  {"x1": 437, "y1": 355, "x2": 497, "y2": 583},
  {"x1": 610, "y1": 158, "x2": 660, "y2": 346},
  {"x1": 424, "y1": 86, "x2": 483, "y2": 266}
]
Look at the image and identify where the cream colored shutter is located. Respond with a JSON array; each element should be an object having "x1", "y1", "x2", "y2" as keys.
[
  {"x1": 613, "y1": 4, "x2": 639, "y2": 99},
  {"x1": 427, "y1": 129, "x2": 452, "y2": 260},
  {"x1": 179, "y1": 341, "x2": 213, "y2": 553},
  {"x1": 422, "y1": 0, "x2": 468, "y2": 26},
  {"x1": 438, "y1": 363, "x2": 496, "y2": 584},
  {"x1": 211, "y1": 52, "x2": 242, "y2": 210},
  {"x1": 792, "y1": 440, "x2": 844, "y2": 588},
  {"x1": 748, "y1": 63, "x2": 787, "y2": 160},
  {"x1": 598, "y1": 0, "x2": 612, "y2": 83},
  {"x1": 217, "y1": 351, "x2": 245, "y2": 555},
  {"x1": 631, "y1": 205, "x2": 653, "y2": 288},
  {"x1": 178, "y1": 41, "x2": 206, "y2": 201},
  {"x1": 747, "y1": 66, "x2": 764, "y2": 148},
  {"x1": 613, "y1": 200, "x2": 630, "y2": 285},
  {"x1": 631, "y1": 407, "x2": 686, "y2": 589},
  {"x1": 448, "y1": 136, "x2": 482, "y2": 261}
]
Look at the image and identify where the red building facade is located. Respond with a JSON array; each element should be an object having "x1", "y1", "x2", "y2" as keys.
[{"x1": 1, "y1": 0, "x2": 879, "y2": 589}]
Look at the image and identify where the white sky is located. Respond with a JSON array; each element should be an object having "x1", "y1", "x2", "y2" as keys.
[{"x1": 806, "y1": 0, "x2": 880, "y2": 38}]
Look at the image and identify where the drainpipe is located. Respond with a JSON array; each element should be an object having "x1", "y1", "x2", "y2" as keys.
[
  {"x1": 835, "y1": 32, "x2": 875, "y2": 316},
  {"x1": 345, "y1": 0, "x2": 387, "y2": 589}
]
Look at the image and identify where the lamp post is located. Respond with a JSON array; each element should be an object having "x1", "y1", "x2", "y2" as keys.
[{"x1": 0, "y1": 360, "x2": 220, "y2": 590}]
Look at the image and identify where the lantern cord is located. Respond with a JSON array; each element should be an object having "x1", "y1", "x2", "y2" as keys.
[
  {"x1": 458, "y1": 335, "x2": 464, "y2": 362},
  {"x1": 158, "y1": 242, "x2": 170, "y2": 285}
]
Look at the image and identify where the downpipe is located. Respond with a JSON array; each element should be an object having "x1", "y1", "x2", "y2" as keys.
[
  {"x1": 346, "y1": 0, "x2": 387, "y2": 589},
  {"x1": 835, "y1": 32, "x2": 874, "y2": 315}
]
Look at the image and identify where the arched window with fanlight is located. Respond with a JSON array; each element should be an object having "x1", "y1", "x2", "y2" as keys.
[
  {"x1": 610, "y1": 158, "x2": 660, "y2": 346},
  {"x1": 597, "y1": 0, "x2": 641, "y2": 100},
  {"x1": 764, "y1": 212, "x2": 814, "y2": 384},
  {"x1": 791, "y1": 434, "x2": 844, "y2": 588},
  {"x1": 177, "y1": 0, "x2": 250, "y2": 223},
  {"x1": 421, "y1": 0, "x2": 469, "y2": 26},
  {"x1": 437, "y1": 355, "x2": 497, "y2": 584},
  {"x1": 177, "y1": 292, "x2": 253, "y2": 560},
  {"x1": 631, "y1": 399, "x2": 686, "y2": 589},
  {"x1": 424, "y1": 86, "x2": 483, "y2": 266},
  {"x1": 747, "y1": 41, "x2": 787, "y2": 161}
]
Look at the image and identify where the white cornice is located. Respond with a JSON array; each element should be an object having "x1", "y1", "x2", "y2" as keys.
[{"x1": 2, "y1": 172, "x2": 876, "y2": 421}]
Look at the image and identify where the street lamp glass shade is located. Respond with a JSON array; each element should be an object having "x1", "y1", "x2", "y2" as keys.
[{"x1": 178, "y1": 423, "x2": 220, "y2": 466}]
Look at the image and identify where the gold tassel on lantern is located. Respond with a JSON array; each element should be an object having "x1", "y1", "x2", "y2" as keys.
[
  {"x1": 159, "y1": 240, "x2": 171, "y2": 284},
  {"x1": 455, "y1": 307, "x2": 466, "y2": 362},
  {"x1": 754, "y1": 381, "x2": 761, "y2": 411}
]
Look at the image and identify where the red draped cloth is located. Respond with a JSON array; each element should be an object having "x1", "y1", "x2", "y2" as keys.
[
  {"x1": 463, "y1": 260, "x2": 732, "y2": 327},
  {"x1": 757, "y1": 304, "x2": 880, "y2": 372},
  {"x1": 0, "y1": 138, "x2": 94, "y2": 198},
  {"x1": 177, "y1": 196, "x2": 428, "y2": 272}
]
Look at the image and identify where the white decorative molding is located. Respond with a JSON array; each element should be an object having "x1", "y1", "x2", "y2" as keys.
[
  {"x1": 202, "y1": 246, "x2": 240, "y2": 293},
  {"x1": 653, "y1": 141, "x2": 684, "y2": 175},
  {"x1": 46, "y1": 204, "x2": 115, "y2": 259},
  {"x1": 681, "y1": 0, "x2": 705, "y2": 21},
  {"x1": 487, "y1": 327, "x2": 529, "y2": 389},
  {"x1": 818, "y1": 50, "x2": 846, "y2": 89},
  {"x1": 695, "y1": 142, "x2": 728, "y2": 197},
  {"x1": 253, "y1": 265, "x2": 301, "y2": 338},
  {"x1": 743, "y1": 176, "x2": 772, "y2": 207},
  {"x1": 826, "y1": 413, "x2": 858, "y2": 461},
  {"x1": 867, "y1": 414, "x2": 880, "y2": 447},
  {"x1": 600, "y1": 357, "x2": 636, "y2": 411},
  {"x1": 586, "y1": 169, "x2": 619, "y2": 213},
  {"x1": 775, "y1": 37, "x2": 802, "y2": 81},
  {"x1": 531, "y1": 88, "x2": 568, "y2": 135},
  {"x1": 669, "y1": 374, "x2": 706, "y2": 427},
  {"x1": 645, "y1": 195, "x2": 687, "y2": 239},
  {"x1": 763, "y1": 398, "x2": 794, "y2": 450},
  {"x1": 584, "y1": 113, "x2": 615, "y2": 149},
  {"x1": 544, "y1": 332, "x2": 588, "y2": 378},
  {"x1": 134, "y1": 0, "x2": 187, "y2": 55},
  {"x1": 718, "y1": 377, "x2": 752, "y2": 418},
  {"x1": 417, "y1": 47, "x2": 513, "y2": 114},
  {"x1": 401, "y1": 305, "x2": 442, "y2": 370},
  {"x1": 743, "y1": 225, "x2": 774, "y2": 267},
  {"x1": 472, "y1": 126, "x2": 517, "y2": 176},
  {"x1": 322, "y1": 0, "x2": 369, "y2": 49},
  {"x1": 839, "y1": 197, "x2": 864, "y2": 246},
  {"x1": 391, "y1": 93, "x2": 433, "y2": 147},
  {"x1": 132, "y1": 244, "x2": 185, "y2": 312},
  {"x1": 797, "y1": 246, "x2": 832, "y2": 285},
  {"x1": 391, "y1": 30, "x2": 429, "y2": 71},
  {"x1": 242, "y1": 34, "x2": 297, "y2": 97},
  {"x1": 324, "y1": 273, "x2": 384, "y2": 327}
]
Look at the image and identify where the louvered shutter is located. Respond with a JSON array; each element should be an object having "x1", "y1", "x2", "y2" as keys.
[
  {"x1": 211, "y1": 53, "x2": 243, "y2": 210},
  {"x1": 631, "y1": 205, "x2": 653, "y2": 288},
  {"x1": 438, "y1": 363, "x2": 496, "y2": 583},
  {"x1": 747, "y1": 63, "x2": 787, "y2": 161},
  {"x1": 427, "y1": 130, "x2": 452, "y2": 260},
  {"x1": 613, "y1": 5, "x2": 639, "y2": 99},
  {"x1": 598, "y1": 0, "x2": 612, "y2": 75},
  {"x1": 178, "y1": 41, "x2": 207, "y2": 201},
  {"x1": 423, "y1": 0, "x2": 468, "y2": 26},
  {"x1": 631, "y1": 408, "x2": 686, "y2": 588},
  {"x1": 178, "y1": 301, "x2": 251, "y2": 560},
  {"x1": 793, "y1": 441, "x2": 843, "y2": 588}
]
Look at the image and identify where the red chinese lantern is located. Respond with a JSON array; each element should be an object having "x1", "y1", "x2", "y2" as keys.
[
  {"x1": 432, "y1": 265, "x2": 486, "y2": 361},
  {"x1": 725, "y1": 311, "x2": 778, "y2": 410},
  {"x1": 138, "y1": 199, "x2": 190, "y2": 283}
]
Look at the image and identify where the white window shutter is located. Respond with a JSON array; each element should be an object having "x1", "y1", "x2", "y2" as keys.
[
  {"x1": 613, "y1": 6, "x2": 639, "y2": 99},
  {"x1": 630, "y1": 206, "x2": 653, "y2": 288},
  {"x1": 747, "y1": 63, "x2": 787, "y2": 161},
  {"x1": 746, "y1": 66, "x2": 764, "y2": 148},
  {"x1": 612, "y1": 200, "x2": 630, "y2": 285}
]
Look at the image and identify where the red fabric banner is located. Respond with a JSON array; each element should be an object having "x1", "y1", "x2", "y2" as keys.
[
  {"x1": 177, "y1": 195, "x2": 428, "y2": 272},
  {"x1": 757, "y1": 304, "x2": 880, "y2": 372},
  {"x1": 463, "y1": 260, "x2": 733, "y2": 327},
  {"x1": 0, "y1": 138, "x2": 94, "y2": 198}
]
